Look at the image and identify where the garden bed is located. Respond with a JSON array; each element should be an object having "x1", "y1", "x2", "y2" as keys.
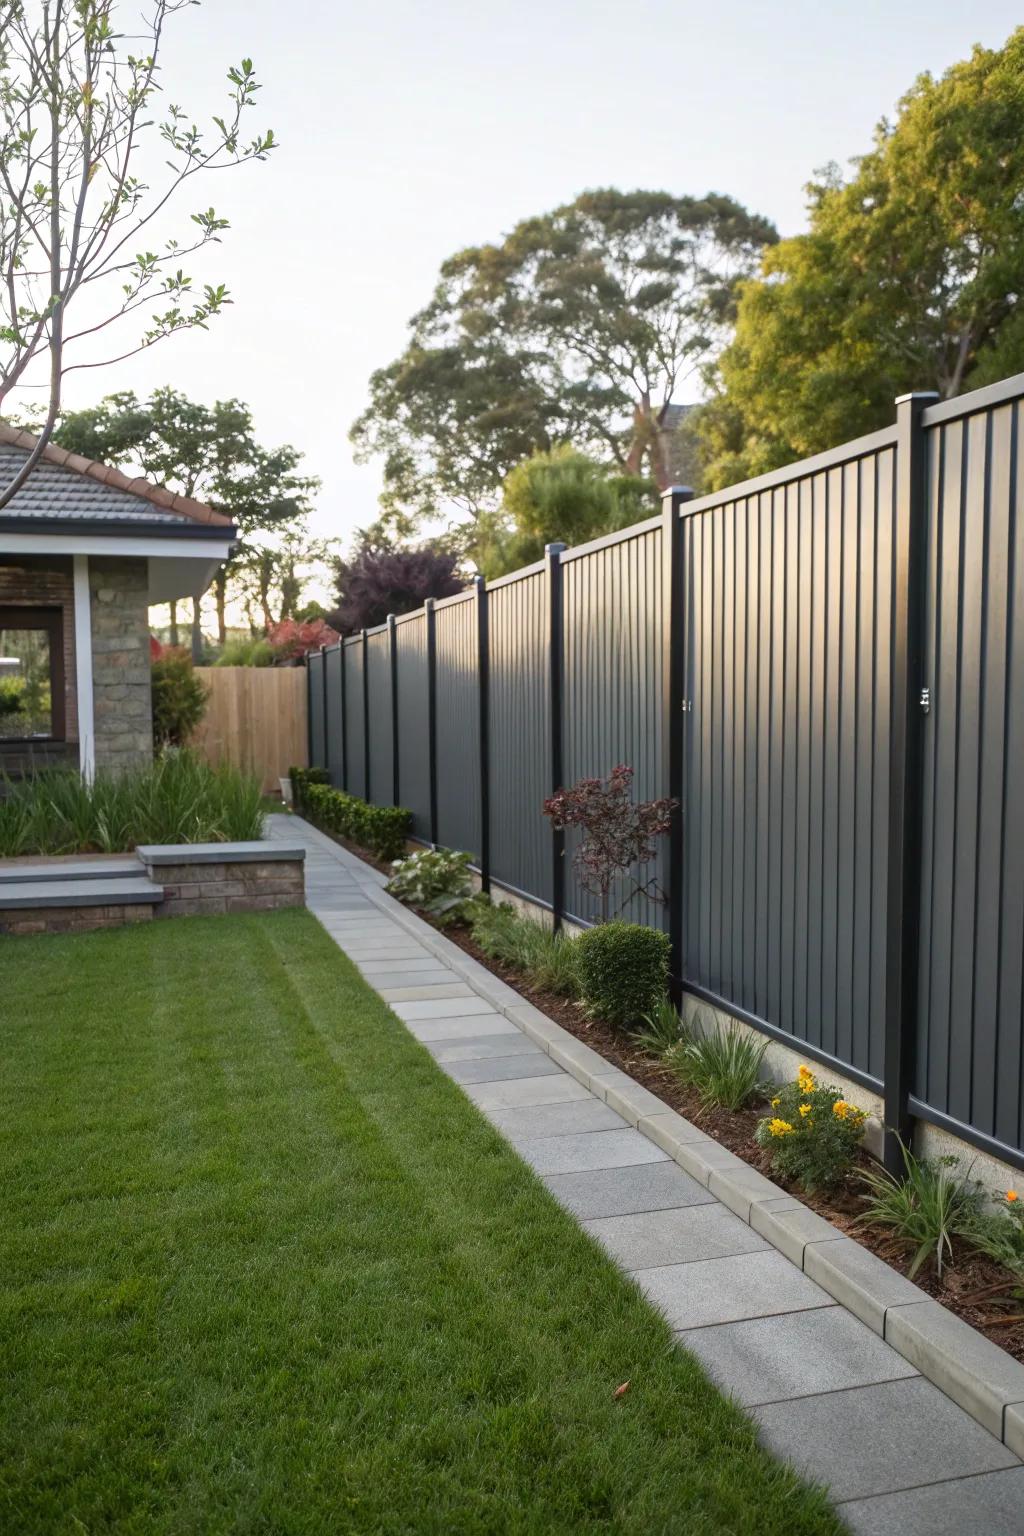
[
  {"x1": 296, "y1": 808, "x2": 1024, "y2": 1361},
  {"x1": 444, "y1": 919, "x2": 1024, "y2": 1362}
]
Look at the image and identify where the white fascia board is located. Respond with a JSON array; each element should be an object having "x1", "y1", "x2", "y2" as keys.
[{"x1": 0, "y1": 530, "x2": 233, "y2": 561}]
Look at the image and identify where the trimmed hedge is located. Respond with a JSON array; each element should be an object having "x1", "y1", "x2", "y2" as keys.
[
  {"x1": 575, "y1": 920, "x2": 670, "y2": 1030},
  {"x1": 303, "y1": 780, "x2": 412, "y2": 861},
  {"x1": 290, "y1": 766, "x2": 329, "y2": 812}
]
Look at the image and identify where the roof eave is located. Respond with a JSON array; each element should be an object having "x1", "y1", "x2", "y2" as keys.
[{"x1": 0, "y1": 515, "x2": 237, "y2": 542}]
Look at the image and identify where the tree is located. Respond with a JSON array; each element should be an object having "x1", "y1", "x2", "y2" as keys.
[
  {"x1": 54, "y1": 388, "x2": 319, "y2": 650},
  {"x1": 471, "y1": 446, "x2": 658, "y2": 578},
  {"x1": 328, "y1": 538, "x2": 464, "y2": 635},
  {"x1": 233, "y1": 523, "x2": 331, "y2": 637},
  {"x1": 0, "y1": 1, "x2": 275, "y2": 505},
  {"x1": 351, "y1": 189, "x2": 776, "y2": 525},
  {"x1": 699, "y1": 29, "x2": 1024, "y2": 488}
]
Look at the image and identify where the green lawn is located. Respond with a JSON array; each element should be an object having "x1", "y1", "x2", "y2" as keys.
[{"x1": 0, "y1": 910, "x2": 842, "y2": 1535}]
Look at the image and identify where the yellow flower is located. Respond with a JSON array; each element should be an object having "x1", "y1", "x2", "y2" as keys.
[
  {"x1": 771, "y1": 1097, "x2": 780, "y2": 1109},
  {"x1": 797, "y1": 1065, "x2": 816, "y2": 1093},
  {"x1": 768, "y1": 1118, "x2": 795, "y2": 1138},
  {"x1": 833, "y1": 1100, "x2": 849, "y2": 1119},
  {"x1": 1007, "y1": 1190, "x2": 1019, "y2": 1203},
  {"x1": 798, "y1": 1103, "x2": 812, "y2": 1117}
]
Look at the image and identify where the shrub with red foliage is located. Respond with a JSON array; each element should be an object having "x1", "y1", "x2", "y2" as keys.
[
  {"x1": 268, "y1": 617, "x2": 340, "y2": 661},
  {"x1": 328, "y1": 543, "x2": 464, "y2": 634},
  {"x1": 543, "y1": 764, "x2": 677, "y2": 922}
]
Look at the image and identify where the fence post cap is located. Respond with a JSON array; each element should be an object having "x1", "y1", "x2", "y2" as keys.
[
  {"x1": 663, "y1": 483, "x2": 695, "y2": 507},
  {"x1": 544, "y1": 541, "x2": 567, "y2": 555},
  {"x1": 894, "y1": 391, "x2": 940, "y2": 406}
]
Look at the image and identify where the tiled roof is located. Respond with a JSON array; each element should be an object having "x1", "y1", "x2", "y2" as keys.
[{"x1": 0, "y1": 425, "x2": 232, "y2": 527}]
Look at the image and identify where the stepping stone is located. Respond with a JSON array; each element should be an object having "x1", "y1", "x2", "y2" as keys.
[
  {"x1": 515, "y1": 1128, "x2": 668, "y2": 1176},
  {"x1": 838, "y1": 1466, "x2": 1024, "y2": 1536},
  {"x1": 544, "y1": 1162, "x2": 715, "y2": 1219},
  {"x1": 406, "y1": 1016, "x2": 523, "y2": 1043},
  {"x1": 445, "y1": 1054, "x2": 564, "y2": 1084},
  {"x1": 392, "y1": 996, "x2": 499, "y2": 1021},
  {"x1": 464, "y1": 1074, "x2": 590, "y2": 1109},
  {"x1": 485, "y1": 1098, "x2": 626, "y2": 1141},
  {"x1": 585, "y1": 1203, "x2": 768, "y2": 1271},
  {"x1": 751, "y1": 1377, "x2": 1017, "y2": 1504},
  {"x1": 636, "y1": 1250, "x2": 831, "y2": 1330},
  {"x1": 678, "y1": 1306, "x2": 918, "y2": 1407},
  {"x1": 426, "y1": 1035, "x2": 543, "y2": 1063}
]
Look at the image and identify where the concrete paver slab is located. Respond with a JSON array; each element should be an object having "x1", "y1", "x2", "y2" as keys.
[
  {"x1": 637, "y1": 1250, "x2": 832, "y2": 1331},
  {"x1": 585, "y1": 1203, "x2": 769, "y2": 1271},
  {"x1": 544, "y1": 1163, "x2": 715, "y2": 1220}
]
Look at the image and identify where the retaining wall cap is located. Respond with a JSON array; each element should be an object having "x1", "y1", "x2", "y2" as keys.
[{"x1": 136, "y1": 842, "x2": 307, "y2": 865}]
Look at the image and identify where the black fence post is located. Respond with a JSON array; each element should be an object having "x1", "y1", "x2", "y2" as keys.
[
  {"x1": 387, "y1": 614, "x2": 399, "y2": 807},
  {"x1": 339, "y1": 640, "x2": 348, "y2": 791},
  {"x1": 361, "y1": 628, "x2": 370, "y2": 801},
  {"x1": 883, "y1": 391, "x2": 938, "y2": 1174},
  {"x1": 305, "y1": 654, "x2": 315, "y2": 768},
  {"x1": 546, "y1": 542, "x2": 567, "y2": 931},
  {"x1": 475, "y1": 575, "x2": 491, "y2": 894},
  {"x1": 425, "y1": 597, "x2": 439, "y2": 845},
  {"x1": 662, "y1": 485, "x2": 694, "y2": 1004},
  {"x1": 320, "y1": 645, "x2": 330, "y2": 778}
]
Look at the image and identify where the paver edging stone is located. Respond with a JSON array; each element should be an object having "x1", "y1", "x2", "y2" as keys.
[{"x1": 358, "y1": 879, "x2": 1024, "y2": 1453}]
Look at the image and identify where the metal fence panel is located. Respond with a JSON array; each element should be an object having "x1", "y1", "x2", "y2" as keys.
[
  {"x1": 366, "y1": 628, "x2": 393, "y2": 806},
  {"x1": 395, "y1": 613, "x2": 431, "y2": 838},
  {"x1": 324, "y1": 645, "x2": 344, "y2": 788},
  {"x1": 562, "y1": 526, "x2": 665, "y2": 927},
  {"x1": 307, "y1": 648, "x2": 325, "y2": 770},
  {"x1": 917, "y1": 396, "x2": 1024, "y2": 1150},
  {"x1": 681, "y1": 443, "x2": 897, "y2": 1081},
  {"x1": 435, "y1": 595, "x2": 481, "y2": 859},
  {"x1": 489, "y1": 571, "x2": 551, "y2": 903},
  {"x1": 342, "y1": 640, "x2": 365, "y2": 800}
]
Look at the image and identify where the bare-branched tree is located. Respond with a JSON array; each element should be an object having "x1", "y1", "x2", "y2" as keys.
[{"x1": 0, "y1": 0, "x2": 275, "y2": 507}]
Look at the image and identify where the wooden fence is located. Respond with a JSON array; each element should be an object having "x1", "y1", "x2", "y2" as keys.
[{"x1": 192, "y1": 666, "x2": 307, "y2": 792}]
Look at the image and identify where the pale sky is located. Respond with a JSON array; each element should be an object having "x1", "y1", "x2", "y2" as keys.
[{"x1": 18, "y1": 0, "x2": 1024, "y2": 557}]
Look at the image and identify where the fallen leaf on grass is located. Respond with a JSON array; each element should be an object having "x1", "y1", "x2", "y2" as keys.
[{"x1": 613, "y1": 1381, "x2": 630, "y2": 1400}]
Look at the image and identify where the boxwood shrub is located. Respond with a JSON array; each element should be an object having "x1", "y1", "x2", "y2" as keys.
[
  {"x1": 289, "y1": 766, "x2": 330, "y2": 812},
  {"x1": 303, "y1": 781, "x2": 411, "y2": 861},
  {"x1": 575, "y1": 920, "x2": 670, "y2": 1030}
]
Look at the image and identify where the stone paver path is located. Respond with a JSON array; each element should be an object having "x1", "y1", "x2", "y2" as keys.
[{"x1": 271, "y1": 814, "x2": 1024, "y2": 1534}]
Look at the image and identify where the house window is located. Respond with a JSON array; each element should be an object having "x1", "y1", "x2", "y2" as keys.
[{"x1": 0, "y1": 608, "x2": 65, "y2": 742}]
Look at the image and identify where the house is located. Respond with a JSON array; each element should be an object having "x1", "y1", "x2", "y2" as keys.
[{"x1": 0, "y1": 425, "x2": 235, "y2": 778}]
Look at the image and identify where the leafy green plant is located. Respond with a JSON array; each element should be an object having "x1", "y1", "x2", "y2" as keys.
[
  {"x1": 0, "y1": 676, "x2": 25, "y2": 720},
  {"x1": 466, "y1": 900, "x2": 580, "y2": 997},
  {"x1": 633, "y1": 994, "x2": 688, "y2": 1057},
  {"x1": 670, "y1": 1020, "x2": 768, "y2": 1111},
  {"x1": 289, "y1": 766, "x2": 330, "y2": 812},
  {"x1": 304, "y1": 781, "x2": 411, "y2": 861},
  {"x1": 216, "y1": 636, "x2": 275, "y2": 667},
  {"x1": 152, "y1": 652, "x2": 210, "y2": 747},
  {"x1": 968, "y1": 1190, "x2": 1024, "y2": 1281},
  {"x1": 754, "y1": 1064, "x2": 867, "y2": 1192},
  {"x1": 0, "y1": 751, "x2": 264, "y2": 856},
  {"x1": 387, "y1": 848, "x2": 473, "y2": 920},
  {"x1": 857, "y1": 1144, "x2": 986, "y2": 1280},
  {"x1": 575, "y1": 921, "x2": 670, "y2": 1030}
]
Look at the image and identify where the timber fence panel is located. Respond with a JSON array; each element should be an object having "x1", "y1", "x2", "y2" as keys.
[{"x1": 193, "y1": 665, "x2": 307, "y2": 793}]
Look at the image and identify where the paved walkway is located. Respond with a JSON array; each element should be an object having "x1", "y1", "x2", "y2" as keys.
[{"x1": 270, "y1": 814, "x2": 1024, "y2": 1534}]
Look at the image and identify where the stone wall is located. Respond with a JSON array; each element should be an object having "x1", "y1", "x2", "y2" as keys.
[
  {"x1": 135, "y1": 846, "x2": 306, "y2": 919},
  {"x1": 0, "y1": 903, "x2": 152, "y2": 937},
  {"x1": 89, "y1": 556, "x2": 153, "y2": 772}
]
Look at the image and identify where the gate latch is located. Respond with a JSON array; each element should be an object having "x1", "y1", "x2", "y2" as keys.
[{"x1": 920, "y1": 686, "x2": 931, "y2": 715}]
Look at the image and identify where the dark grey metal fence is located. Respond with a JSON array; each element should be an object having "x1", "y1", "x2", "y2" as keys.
[{"x1": 306, "y1": 371, "x2": 1024, "y2": 1174}]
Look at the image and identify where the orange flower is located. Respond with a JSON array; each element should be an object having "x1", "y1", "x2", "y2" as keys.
[{"x1": 1007, "y1": 1190, "x2": 1019, "y2": 1203}]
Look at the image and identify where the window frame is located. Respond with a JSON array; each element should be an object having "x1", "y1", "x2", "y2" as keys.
[{"x1": 0, "y1": 605, "x2": 66, "y2": 743}]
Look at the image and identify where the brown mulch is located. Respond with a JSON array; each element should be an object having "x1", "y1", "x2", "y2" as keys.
[{"x1": 305, "y1": 815, "x2": 1024, "y2": 1363}]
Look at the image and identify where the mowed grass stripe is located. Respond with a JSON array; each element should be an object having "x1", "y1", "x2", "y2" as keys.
[{"x1": 0, "y1": 909, "x2": 843, "y2": 1535}]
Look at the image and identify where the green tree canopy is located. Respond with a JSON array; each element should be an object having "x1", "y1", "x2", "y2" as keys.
[
  {"x1": 699, "y1": 28, "x2": 1024, "y2": 488},
  {"x1": 471, "y1": 446, "x2": 658, "y2": 578},
  {"x1": 352, "y1": 189, "x2": 776, "y2": 526},
  {"x1": 54, "y1": 388, "x2": 319, "y2": 646}
]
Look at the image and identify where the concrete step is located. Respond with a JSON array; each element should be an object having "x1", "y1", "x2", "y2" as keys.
[
  {"x1": 0, "y1": 877, "x2": 163, "y2": 910},
  {"x1": 0, "y1": 857, "x2": 144, "y2": 885}
]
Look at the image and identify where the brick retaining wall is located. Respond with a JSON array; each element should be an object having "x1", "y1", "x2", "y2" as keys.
[{"x1": 148, "y1": 858, "x2": 304, "y2": 918}]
